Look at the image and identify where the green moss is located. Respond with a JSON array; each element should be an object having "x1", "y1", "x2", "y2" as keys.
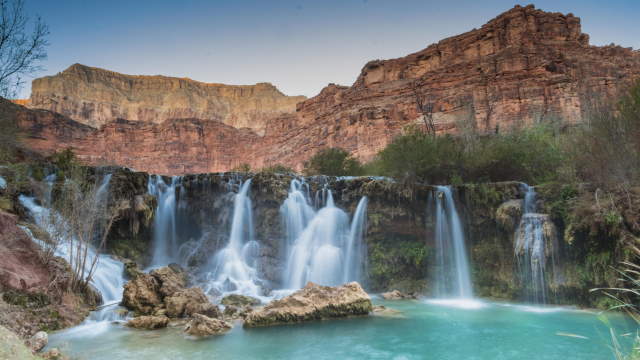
[
  {"x1": 368, "y1": 238, "x2": 429, "y2": 292},
  {"x1": 2, "y1": 290, "x2": 50, "y2": 308}
]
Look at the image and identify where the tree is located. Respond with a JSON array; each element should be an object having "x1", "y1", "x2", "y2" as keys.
[
  {"x1": 303, "y1": 148, "x2": 363, "y2": 176},
  {"x1": 0, "y1": 0, "x2": 49, "y2": 98},
  {"x1": 410, "y1": 80, "x2": 436, "y2": 137}
]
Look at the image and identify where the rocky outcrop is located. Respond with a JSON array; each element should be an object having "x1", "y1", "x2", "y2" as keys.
[
  {"x1": 29, "y1": 64, "x2": 306, "y2": 134},
  {"x1": 183, "y1": 314, "x2": 232, "y2": 337},
  {"x1": 243, "y1": 282, "x2": 372, "y2": 327},
  {"x1": 126, "y1": 315, "x2": 169, "y2": 330},
  {"x1": 121, "y1": 265, "x2": 220, "y2": 320},
  {"x1": 25, "y1": 331, "x2": 47, "y2": 352},
  {"x1": 13, "y1": 6, "x2": 640, "y2": 175}
]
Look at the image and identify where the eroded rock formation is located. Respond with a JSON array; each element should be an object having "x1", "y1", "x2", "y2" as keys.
[
  {"x1": 14, "y1": 5, "x2": 640, "y2": 174},
  {"x1": 29, "y1": 64, "x2": 306, "y2": 134}
]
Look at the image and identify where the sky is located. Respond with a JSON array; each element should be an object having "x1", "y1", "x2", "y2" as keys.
[{"x1": 18, "y1": 0, "x2": 640, "y2": 99}]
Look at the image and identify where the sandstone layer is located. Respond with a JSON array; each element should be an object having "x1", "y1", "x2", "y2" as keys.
[
  {"x1": 29, "y1": 63, "x2": 306, "y2": 134},
  {"x1": 16, "y1": 5, "x2": 640, "y2": 174}
]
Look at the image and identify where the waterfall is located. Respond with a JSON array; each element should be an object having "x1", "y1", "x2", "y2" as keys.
[
  {"x1": 515, "y1": 184, "x2": 557, "y2": 304},
  {"x1": 18, "y1": 173, "x2": 127, "y2": 327},
  {"x1": 432, "y1": 186, "x2": 473, "y2": 299},
  {"x1": 204, "y1": 179, "x2": 263, "y2": 297},
  {"x1": 148, "y1": 175, "x2": 180, "y2": 268},
  {"x1": 281, "y1": 179, "x2": 368, "y2": 290}
]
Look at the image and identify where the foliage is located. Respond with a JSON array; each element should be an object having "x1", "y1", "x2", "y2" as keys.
[
  {"x1": 231, "y1": 163, "x2": 251, "y2": 173},
  {"x1": 0, "y1": 0, "x2": 50, "y2": 97},
  {"x1": 567, "y1": 80, "x2": 640, "y2": 190},
  {"x1": 303, "y1": 147, "x2": 363, "y2": 176},
  {"x1": 368, "y1": 124, "x2": 564, "y2": 185},
  {"x1": 259, "y1": 164, "x2": 294, "y2": 174}
]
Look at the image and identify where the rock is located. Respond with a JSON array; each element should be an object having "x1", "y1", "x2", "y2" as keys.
[
  {"x1": 29, "y1": 63, "x2": 305, "y2": 133},
  {"x1": 121, "y1": 273, "x2": 161, "y2": 315},
  {"x1": 380, "y1": 290, "x2": 416, "y2": 300},
  {"x1": 123, "y1": 260, "x2": 143, "y2": 280},
  {"x1": 223, "y1": 305, "x2": 239, "y2": 318},
  {"x1": 496, "y1": 199, "x2": 524, "y2": 231},
  {"x1": 0, "y1": 325, "x2": 39, "y2": 360},
  {"x1": 26, "y1": 331, "x2": 48, "y2": 352},
  {"x1": 221, "y1": 294, "x2": 261, "y2": 307},
  {"x1": 165, "y1": 288, "x2": 220, "y2": 318},
  {"x1": 150, "y1": 265, "x2": 187, "y2": 298},
  {"x1": 16, "y1": 6, "x2": 640, "y2": 174},
  {"x1": 126, "y1": 315, "x2": 169, "y2": 330},
  {"x1": 41, "y1": 347, "x2": 65, "y2": 360},
  {"x1": 243, "y1": 282, "x2": 372, "y2": 327},
  {"x1": 183, "y1": 314, "x2": 232, "y2": 337},
  {"x1": 372, "y1": 305, "x2": 404, "y2": 317}
]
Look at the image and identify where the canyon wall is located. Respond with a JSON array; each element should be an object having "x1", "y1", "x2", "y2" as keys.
[
  {"x1": 29, "y1": 64, "x2": 306, "y2": 135},
  {"x1": 18, "y1": 5, "x2": 640, "y2": 174}
]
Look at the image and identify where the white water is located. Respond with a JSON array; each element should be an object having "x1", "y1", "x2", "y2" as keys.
[
  {"x1": 18, "y1": 174, "x2": 127, "y2": 335},
  {"x1": 433, "y1": 186, "x2": 473, "y2": 299},
  {"x1": 281, "y1": 179, "x2": 369, "y2": 290},
  {"x1": 203, "y1": 179, "x2": 263, "y2": 298},
  {"x1": 0, "y1": 175, "x2": 6, "y2": 189},
  {"x1": 148, "y1": 175, "x2": 180, "y2": 268},
  {"x1": 515, "y1": 184, "x2": 555, "y2": 304}
]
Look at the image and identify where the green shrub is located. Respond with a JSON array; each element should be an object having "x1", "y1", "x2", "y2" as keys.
[
  {"x1": 260, "y1": 164, "x2": 294, "y2": 174},
  {"x1": 304, "y1": 148, "x2": 363, "y2": 176}
]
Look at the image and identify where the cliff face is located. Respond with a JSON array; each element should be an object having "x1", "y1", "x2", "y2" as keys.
[
  {"x1": 19, "y1": 5, "x2": 640, "y2": 174},
  {"x1": 29, "y1": 64, "x2": 306, "y2": 135}
]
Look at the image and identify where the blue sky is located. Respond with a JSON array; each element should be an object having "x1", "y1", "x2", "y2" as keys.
[{"x1": 20, "y1": 0, "x2": 640, "y2": 99}]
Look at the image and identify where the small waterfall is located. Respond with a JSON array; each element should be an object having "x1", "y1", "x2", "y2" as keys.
[
  {"x1": 432, "y1": 186, "x2": 473, "y2": 299},
  {"x1": 204, "y1": 179, "x2": 263, "y2": 297},
  {"x1": 281, "y1": 179, "x2": 368, "y2": 290},
  {"x1": 148, "y1": 175, "x2": 180, "y2": 268},
  {"x1": 515, "y1": 184, "x2": 557, "y2": 304},
  {"x1": 18, "y1": 173, "x2": 127, "y2": 327}
]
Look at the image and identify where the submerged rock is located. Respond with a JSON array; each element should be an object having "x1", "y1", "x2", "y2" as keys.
[
  {"x1": 165, "y1": 288, "x2": 220, "y2": 318},
  {"x1": 184, "y1": 314, "x2": 232, "y2": 337},
  {"x1": 243, "y1": 282, "x2": 372, "y2": 327},
  {"x1": 221, "y1": 294, "x2": 261, "y2": 307},
  {"x1": 126, "y1": 315, "x2": 169, "y2": 330},
  {"x1": 380, "y1": 290, "x2": 416, "y2": 300},
  {"x1": 372, "y1": 305, "x2": 404, "y2": 317}
]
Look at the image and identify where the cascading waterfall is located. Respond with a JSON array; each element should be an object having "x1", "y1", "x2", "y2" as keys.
[
  {"x1": 204, "y1": 179, "x2": 263, "y2": 297},
  {"x1": 18, "y1": 173, "x2": 127, "y2": 328},
  {"x1": 432, "y1": 186, "x2": 473, "y2": 299},
  {"x1": 281, "y1": 179, "x2": 368, "y2": 290},
  {"x1": 148, "y1": 175, "x2": 180, "y2": 268},
  {"x1": 515, "y1": 184, "x2": 556, "y2": 304}
]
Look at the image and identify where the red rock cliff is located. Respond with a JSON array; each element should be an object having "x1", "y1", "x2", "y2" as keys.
[{"x1": 19, "y1": 5, "x2": 640, "y2": 174}]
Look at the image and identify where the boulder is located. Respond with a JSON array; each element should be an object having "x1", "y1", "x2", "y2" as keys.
[
  {"x1": 126, "y1": 315, "x2": 169, "y2": 330},
  {"x1": 0, "y1": 325, "x2": 39, "y2": 360},
  {"x1": 244, "y1": 282, "x2": 372, "y2": 327},
  {"x1": 150, "y1": 265, "x2": 187, "y2": 298},
  {"x1": 121, "y1": 273, "x2": 161, "y2": 315},
  {"x1": 165, "y1": 288, "x2": 220, "y2": 318},
  {"x1": 221, "y1": 294, "x2": 261, "y2": 307},
  {"x1": 26, "y1": 331, "x2": 48, "y2": 352},
  {"x1": 183, "y1": 314, "x2": 232, "y2": 337},
  {"x1": 380, "y1": 290, "x2": 416, "y2": 300}
]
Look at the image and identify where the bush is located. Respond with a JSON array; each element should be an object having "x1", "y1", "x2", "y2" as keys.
[
  {"x1": 369, "y1": 124, "x2": 565, "y2": 185},
  {"x1": 303, "y1": 148, "x2": 363, "y2": 176},
  {"x1": 259, "y1": 164, "x2": 294, "y2": 174}
]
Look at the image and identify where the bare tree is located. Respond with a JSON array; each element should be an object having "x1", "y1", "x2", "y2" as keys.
[
  {"x1": 50, "y1": 166, "x2": 121, "y2": 293},
  {"x1": 410, "y1": 80, "x2": 436, "y2": 137},
  {"x1": 0, "y1": 0, "x2": 49, "y2": 98}
]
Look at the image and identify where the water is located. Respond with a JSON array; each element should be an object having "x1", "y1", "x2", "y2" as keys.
[
  {"x1": 202, "y1": 179, "x2": 263, "y2": 298},
  {"x1": 281, "y1": 179, "x2": 369, "y2": 290},
  {"x1": 148, "y1": 175, "x2": 180, "y2": 268},
  {"x1": 45, "y1": 300, "x2": 636, "y2": 360},
  {"x1": 0, "y1": 175, "x2": 6, "y2": 189},
  {"x1": 19, "y1": 174, "x2": 128, "y2": 331},
  {"x1": 432, "y1": 186, "x2": 473, "y2": 298},
  {"x1": 515, "y1": 184, "x2": 558, "y2": 304}
]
